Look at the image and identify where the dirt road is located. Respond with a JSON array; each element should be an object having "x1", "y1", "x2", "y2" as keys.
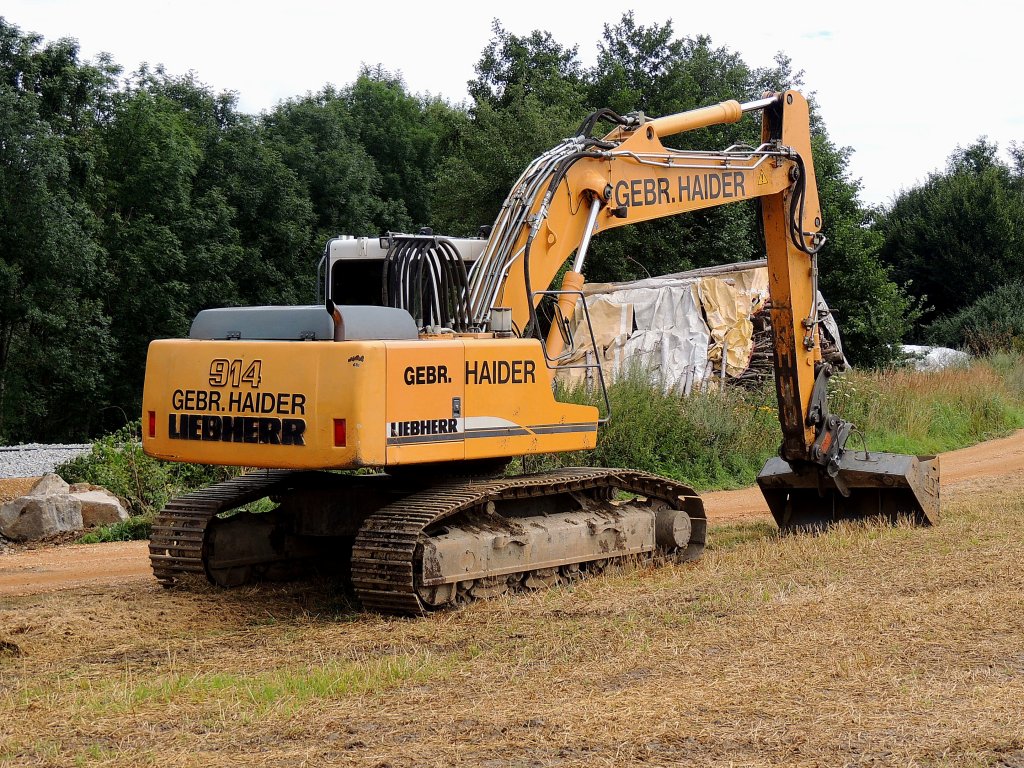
[{"x1": 3, "y1": 429, "x2": 1023, "y2": 598}]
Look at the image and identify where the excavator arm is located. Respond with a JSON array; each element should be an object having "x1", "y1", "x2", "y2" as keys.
[{"x1": 467, "y1": 90, "x2": 939, "y2": 529}]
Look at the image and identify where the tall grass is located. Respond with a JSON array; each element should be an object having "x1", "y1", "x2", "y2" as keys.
[
  {"x1": 528, "y1": 366, "x2": 780, "y2": 490},
  {"x1": 532, "y1": 353, "x2": 1024, "y2": 489},
  {"x1": 831, "y1": 356, "x2": 1024, "y2": 455}
]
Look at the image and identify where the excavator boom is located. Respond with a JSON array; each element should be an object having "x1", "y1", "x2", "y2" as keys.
[{"x1": 463, "y1": 89, "x2": 939, "y2": 530}]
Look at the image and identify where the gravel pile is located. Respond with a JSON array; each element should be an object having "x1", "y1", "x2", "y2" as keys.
[{"x1": 0, "y1": 444, "x2": 92, "y2": 479}]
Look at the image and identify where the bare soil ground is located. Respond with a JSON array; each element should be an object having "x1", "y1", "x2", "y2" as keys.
[
  {"x1": 2, "y1": 433, "x2": 1024, "y2": 767},
  {"x1": 0, "y1": 541, "x2": 150, "y2": 596},
  {"x1": 0, "y1": 477, "x2": 38, "y2": 505}
]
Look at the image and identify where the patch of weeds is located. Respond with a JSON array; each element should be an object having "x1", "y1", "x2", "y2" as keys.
[
  {"x1": 658, "y1": 611, "x2": 696, "y2": 630},
  {"x1": 77, "y1": 513, "x2": 153, "y2": 543},
  {"x1": 677, "y1": 593, "x2": 731, "y2": 620},
  {"x1": 218, "y1": 497, "x2": 278, "y2": 518},
  {"x1": 523, "y1": 366, "x2": 779, "y2": 490},
  {"x1": 72, "y1": 743, "x2": 120, "y2": 766},
  {"x1": 25, "y1": 739, "x2": 62, "y2": 761},
  {"x1": 111, "y1": 651, "x2": 451, "y2": 715},
  {"x1": 57, "y1": 420, "x2": 237, "y2": 516}
]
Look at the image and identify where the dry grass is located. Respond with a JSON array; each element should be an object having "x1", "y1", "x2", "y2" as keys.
[{"x1": 2, "y1": 476, "x2": 1024, "y2": 767}]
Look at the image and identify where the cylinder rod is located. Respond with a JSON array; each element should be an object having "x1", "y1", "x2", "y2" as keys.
[
  {"x1": 648, "y1": 100, "x2": 743, "y2": 139},
  {"x1": 740, "y1": 95, "x2": 780, "y2": 113},
  {"x1": 572, "y1": 198, "x2": 603, "y2": 273}
]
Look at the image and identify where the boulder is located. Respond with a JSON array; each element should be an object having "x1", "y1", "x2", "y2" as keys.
[
  {"x1": 29, "y1": 473, "x2": 70, "y2": 497},
  {"x1": 73, "y1": 489, "x2": 129, "y2": 527},
  {"x1": 69, "y1": 483, "x2": 131, "y2": 512},
  {"x1": 69, "y1": 482, "x2": 104, "y2": 493},
  {"x1": 0, "y1": 495, "x2": 83, "y2": 541}
]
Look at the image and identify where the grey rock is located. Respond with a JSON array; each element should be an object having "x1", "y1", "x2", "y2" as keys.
[
  {"x1": 29, "y1": 473, "x2": 70, "y2": 496},
  {"x1": 69, "y1": 482, "x2": 104, "y2": 493},
  {"x1": 73, "y1": 489, "x2": 129, "y2": 527},
  {"x1": 0, "y1": 495, "x2": 83, "y2": 541}
]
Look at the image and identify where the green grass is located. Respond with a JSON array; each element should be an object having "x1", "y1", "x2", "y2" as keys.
[
  {"x1": 831, "y1": 356, "x2": 1024, "y2": 454},
  {"x1": 27, "y1": 651, "x2": 453, "y2": 721},
  {"x1": 520, "y1": 366, "x2": 780, "y2": 491},
  {"x1": 76, "y1": 514, "x2": 153, "y2": 543},
  {"x1": 707, "y1": 521, "x2": 778, "y2": 550}
]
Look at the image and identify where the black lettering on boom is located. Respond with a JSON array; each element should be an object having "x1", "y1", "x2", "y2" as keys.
[{"x1": 612, "y1": 171, "x2": 749, "y2": 208}]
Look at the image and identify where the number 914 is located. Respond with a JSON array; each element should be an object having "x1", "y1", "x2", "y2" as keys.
[{"x1": 209, "y1": 359, "x2": 262, "y2": 388}]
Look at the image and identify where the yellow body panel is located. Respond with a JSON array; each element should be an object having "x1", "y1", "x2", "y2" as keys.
[
  {"x1": 463, "y1": 340, "x2": 597, "y2": 459},
  {"x1": 142, "y1": 337, "x2": 597, "y2": 469}
]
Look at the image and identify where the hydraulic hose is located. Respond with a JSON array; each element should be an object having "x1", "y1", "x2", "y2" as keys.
[{"x1": 521, "y1": 149, "x2": 605, "y2": 340}]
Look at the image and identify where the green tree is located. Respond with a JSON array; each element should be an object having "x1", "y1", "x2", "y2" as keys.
[
  {"x1": 263, "y1": 88, "x2": 410, "y2": 241},
  {"x1": 430, "y1": 94, "x2": 583, "y2": 235},
  {"x1": 469, "y1": 20, "x2": 584, "y2": 111},
  {"x1": 927, "y1": 281, "x2": 1024, "y2": 353},
  {"x1": 581, "y1": 16, "x2": 772, "y2": 282},
  {"x1": 442, "y1": 15, "x2": 913, "y2": 364},
  {"x1": 346, "y1": 67, "x2": 464, "y2": 229},
  {"x1": 0, "y1": 19, "x2": 114, "y2": 441},
  {"x1": 430, "y1": 22, "x2": 587, "y2": 236},
  {"x1": 876, "y1": 138, "x2": 1024, "y2": 330},
  {"x1": 811, "y1": 132, "x2": 918, "y2": 365},
  {"x1": 97, "y1": 70, "x2": 319, "y2": 414},
  {"x1": 97, "y1": 82, "x2": 203, "y2": 409},
  {"x1": 201, "y1": 120, "x2": 315, "y2": 306}
]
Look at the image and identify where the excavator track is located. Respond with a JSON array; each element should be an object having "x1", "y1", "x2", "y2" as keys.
[
  {"x1": 149, "y1": 467, "x2": 705, "y2": 616},
  {"x1": 351, "y1": 467, "x2": 706, "y2": 615},
  {"x1": 149, "y1": 469, "x2": 305, "y2": 585}
]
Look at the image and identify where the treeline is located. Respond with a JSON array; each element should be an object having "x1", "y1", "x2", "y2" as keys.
[
  {"x1": 876, "y1": 140, "x2": 1024, "y2": 353},
  {"x1": 0, "y1": 15, "x2": 1016, "y2": 443}
]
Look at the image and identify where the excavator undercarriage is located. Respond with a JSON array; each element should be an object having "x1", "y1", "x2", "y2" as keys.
[{"x1": 150, "y1": 467, "x2": 705, "y2": 614}]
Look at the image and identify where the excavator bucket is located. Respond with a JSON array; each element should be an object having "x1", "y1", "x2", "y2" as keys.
[{"x1": 757, "y1": 451, "x2": 940, "y2": 532}]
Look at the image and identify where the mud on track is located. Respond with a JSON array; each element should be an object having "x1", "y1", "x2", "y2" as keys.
[{"x1": 1, "y1": 429, "x2": 1023, "y2": 598}]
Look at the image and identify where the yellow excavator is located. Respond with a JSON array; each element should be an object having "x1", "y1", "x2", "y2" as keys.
[{"x1": 142, "y1": 90, "x2": 939, "y2": 614}]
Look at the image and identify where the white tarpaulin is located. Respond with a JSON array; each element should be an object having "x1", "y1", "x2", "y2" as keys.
[
  {"x1": 557, "y1": 280, "x2": 711, "y2": 390},
  {"x1": 556, "y1": 260, "x2": 846, "y2": 390}
]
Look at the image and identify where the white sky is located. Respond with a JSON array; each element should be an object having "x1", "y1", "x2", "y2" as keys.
[{"x1": 5, "y1": 0, "x2": 1022, "y2": 207}]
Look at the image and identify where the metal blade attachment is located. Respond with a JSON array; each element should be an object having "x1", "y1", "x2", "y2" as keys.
[{"x1": 757, "y1": 451, "x2": 940, "y2": 532}]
